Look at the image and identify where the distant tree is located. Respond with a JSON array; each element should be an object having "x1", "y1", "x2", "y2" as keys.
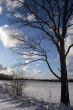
[
  {"x1": 0, "y1": 73, "x2": 13, "y2": 80},
  {"x1": 8, "y1": 0, "x2": 73, "y2": 106}
]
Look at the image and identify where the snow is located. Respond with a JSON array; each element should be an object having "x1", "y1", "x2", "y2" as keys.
[
  {"x1": 0, "y1": 81, "x2": 73, "y2": 110},
  {"x1": 23, "y1": 81, "x2": 73, "y2": 104},
  {"x1": 0, "y1": 85, "x2": 36, "y2": 110}
]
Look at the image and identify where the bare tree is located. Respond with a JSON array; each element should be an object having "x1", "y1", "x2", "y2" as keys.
[
  {"x1": 8, "y1": 0, "x2": 73, "y2": 106},
  {"x1": 11, "y1": 70, "x2": 24, "y2": 96}
]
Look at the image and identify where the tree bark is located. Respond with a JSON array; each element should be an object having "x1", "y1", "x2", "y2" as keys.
[{"x1": 60, "y1": 40, "x2": 70, "y2": 106}]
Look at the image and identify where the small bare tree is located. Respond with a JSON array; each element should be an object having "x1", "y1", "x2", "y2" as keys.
[{"x1": 11, "y1": 70, "x2": 24, "y2": 96}]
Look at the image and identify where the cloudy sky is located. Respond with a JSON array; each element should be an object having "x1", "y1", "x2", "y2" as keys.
[{"x1": 0, "y1": 0, "x2": 73, "y2": 79}]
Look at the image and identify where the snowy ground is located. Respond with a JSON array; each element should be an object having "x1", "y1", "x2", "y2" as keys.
[
  {"x1": 0, "y1": 81, "x2": 73, "y2": 110},
  {"x1": 0, "y1": 84, "x2": 37, "y2": 110}
]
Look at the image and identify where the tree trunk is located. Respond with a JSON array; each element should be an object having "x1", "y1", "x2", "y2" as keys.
[{"x1": 60, "y1": 40, "x2": 70, "y2": 106}]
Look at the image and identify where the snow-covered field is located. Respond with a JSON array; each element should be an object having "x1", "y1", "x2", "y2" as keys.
[
  {"x1": 18, "y1": 80, "x2": 73, "y2": 104},
  {"x1": 0, "y1": 80, "x2": 73, "y2": 110}
]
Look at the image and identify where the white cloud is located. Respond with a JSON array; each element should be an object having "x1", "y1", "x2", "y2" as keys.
[
  {"x1": 23, "y1": 67, "x2": 55, "y2": 79},
  {"x1": 23, "y1": 68, "x2": 42, "y2": 79},
  {"x1": 27, "y1": 14, "x2": 35, "y2": 21},
  {"x1": 66, "y1": 24, "x2": 73, "y2": 66},
  {"x1": 22, "y1": 64, "x2": 42, "y2": 79},
  {"x1": 0, "y1": 66, "x2": 13, "y2": 75},
  {"x1": 66, "y1": 37, "x2": 73, "y2": 56},
  {"x1": 23, "y1": 66, "x2": 29, "y2": 71},
  {"x1": 23, "y1": 51, "x2": 40, "y2": 61},
  {"x1": 7, "y1": 67, "x2": 12, "y2": 73},
  {"x1": 0, "y1": 6, "x2": 2, "y2": 14},
  {"x1": 0, "y1": 25, "x2": 19, "y2": 48},
  {"x1": 32, "y1": 69, "x2": 41, "y2": 74},
  {"x1": 25, "y1": 59, "x2": 30, "y2": 63},
  {"x1": 0, "y1": 64, "x2": 7, "y2": 70},
  {"x1": 36, "y1": 63, "x2": 40, "y2": 67},
  {"x1": 22, "y1": 64, "x2": 54, "y2": 79}
]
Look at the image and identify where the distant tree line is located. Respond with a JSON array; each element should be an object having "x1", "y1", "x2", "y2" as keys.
[
  {"x1": 0, "y1": 73, "x2": 13, "y2": 80},
  {"x1": 0, "y1": 73, "x2": 73, "y2": 82}
]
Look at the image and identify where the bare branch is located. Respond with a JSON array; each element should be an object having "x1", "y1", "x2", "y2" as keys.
[
  {"x1": 45, "y1": 60, "x2": 61, "y2": 80},
  {"x1": 65, "y1": 44, "x2": 73, "y2": 57},
  {"x1": 66, "y1": 3, "x2": 73, "y2": 22},
  {"x1": 14, "y1": 59, "x2": 44, "y2": 67},
  {"x1": 67, "y1": 23, "x2": 73, "y2": 28}
]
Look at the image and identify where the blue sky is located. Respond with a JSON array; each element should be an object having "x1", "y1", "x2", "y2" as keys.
[
  {"x1": 0, "y1": 11, "x2": 58, "y2": 78},
  {"x1": 0, "y1": 0, "x2": 73, "y2": 79},
  {"x1": 0, "y1": 6, "x2": 18, "y2": 67}
]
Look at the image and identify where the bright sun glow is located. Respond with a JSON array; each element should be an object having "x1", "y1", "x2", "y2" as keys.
[{"x1": 0, "y1": 25, "x2": 19, "y2": 48}]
